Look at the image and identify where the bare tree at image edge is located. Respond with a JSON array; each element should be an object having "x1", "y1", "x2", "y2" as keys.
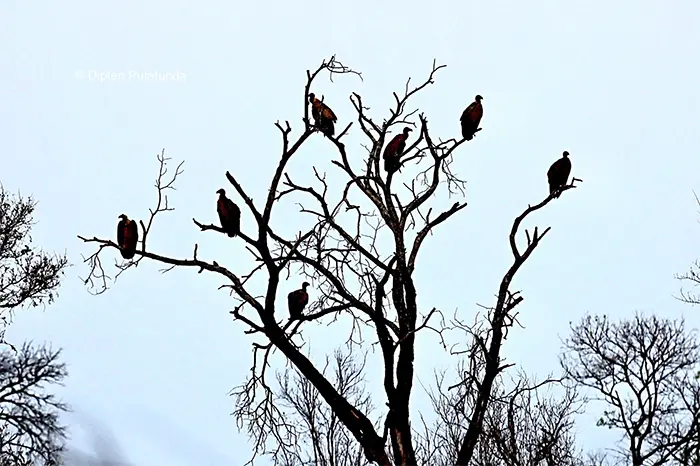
[
  {"x1": 562, "y1": 313, "x2": 700, "y2": 465},
  {"x1": 78, "y1": 56, "x2": 581, "y2": 465},
  {"x1": 0, "y1": 187, "x2": 70, "y2": 465},
  {"x1": 676, "y1": 192, "x2": 700, "y2": 312},
  {"x1": 0, "y1": 187, "x2": 68, "y2": 343},
  {"x1": 0, "y1": 344, "x2": 68, "y2": 466}
]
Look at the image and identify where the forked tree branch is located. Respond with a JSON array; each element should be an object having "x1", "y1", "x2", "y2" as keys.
[{"x1": 455, "y1": 182, "x2": 580, "y2": 465}]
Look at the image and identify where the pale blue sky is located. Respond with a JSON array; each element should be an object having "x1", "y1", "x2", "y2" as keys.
[{"x1": 2, "y1": 1, "x2": 700, "y2": 464}]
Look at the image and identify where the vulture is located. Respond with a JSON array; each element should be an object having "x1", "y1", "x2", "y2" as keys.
[
  {"x1": 383, "y1": 127, "x2": 413, "y2": 174},
  {"x1": 216, "y1": 188, "x2": 241, "y2": 237},
  {"x1": 288, "y1": 282, "x2": 310, "y2": 320},
  {"x1": 117, "y1": 214, "x2": 139, "y2": 259},
  {"x1": 547, "y1": 151, "x2": 572, "y2": 197},
  {"x1": 460, "y1": 95, "x2": 483, "y2": 141},
  {"x1": 308, "y1": 93, "x2": 337, "y2": 138}
]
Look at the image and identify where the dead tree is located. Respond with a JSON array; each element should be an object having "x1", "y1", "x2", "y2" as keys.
[
  {"x1": 277, "y1": 359, "x2": 589, "y2": 466},
  {"x1": 478, "y1": 375, "x2": 584, "y2": 466},
  {"x1": 417, "y1": 361, "x2": 587, "y2": 466},
  {"x1": 0, "y1": 343, "x2": 68, "y2": 465},
  {"x1": 561, "y1": 313, "x2": 700, "y2": 466},
  {"x1": 78, "y1": 56, "x2": 580, "y2": 465},
  {"x1": 0, "y1": 185, "x2": 69, "y2": 464}
]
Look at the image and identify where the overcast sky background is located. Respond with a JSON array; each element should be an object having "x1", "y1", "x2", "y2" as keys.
[{"x1": 2, "y1": 0, "x2": 700, "y2": 464}]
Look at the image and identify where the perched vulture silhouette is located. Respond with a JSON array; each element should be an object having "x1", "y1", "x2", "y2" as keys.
[
  {"x1": 288, "y1": 282, "x2": 310, "y2": 320},
  {"x1": 547, "y1": 151, "x2": 572, "y2": 197},
  {"x1": 117, "y1": 214, "x2": 138, "y2": 259},
  {"x1": 383, "y1": 127, "x2": 413, "y2": 173},
  {"x1": 216, "y1": 188, "x2": 241, "y2": 237},
  {"x1": 308, "y1": 93, "x2": 337, "y2": 137},
  {"x1": 460, "y1": 95, "x2": 483, "y2": 141}
]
